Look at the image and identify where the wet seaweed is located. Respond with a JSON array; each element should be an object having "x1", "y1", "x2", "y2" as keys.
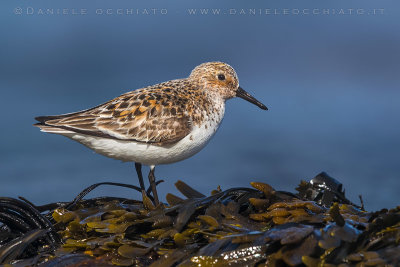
[
  {"x1": 0, "y1": 172, "x2": 399, "y2": 266},
  {"x1": 0, "y1": 198, "x2": 59, "y2": 265}
]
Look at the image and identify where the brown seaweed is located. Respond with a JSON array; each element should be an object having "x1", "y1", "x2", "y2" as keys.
[{"x1": 0, "y1": 172, "x2": 399, "y2": 266}]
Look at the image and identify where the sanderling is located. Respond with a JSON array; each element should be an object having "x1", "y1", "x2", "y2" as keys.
[{"x1": 35, "y1": 62, "x2": 267, "y2": 205}]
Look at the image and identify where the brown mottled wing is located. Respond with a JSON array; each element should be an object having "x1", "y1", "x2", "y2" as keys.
[{"x1": 36, "y1": 85, "x2": 193, "y2": 144}]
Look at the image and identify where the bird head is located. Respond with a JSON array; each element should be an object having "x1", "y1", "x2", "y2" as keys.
[{"x1": 189, "y1": 62, "x2": 267, "y2": 110}]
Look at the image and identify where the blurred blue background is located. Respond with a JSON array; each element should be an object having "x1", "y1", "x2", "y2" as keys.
[{"x1": 1, "y1": 0, "x2": 399, "y2": 211}]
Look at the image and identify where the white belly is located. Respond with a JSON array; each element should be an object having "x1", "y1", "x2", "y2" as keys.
[{"x1": 66, "y1": 112, "x2": 224, "y2": 166}]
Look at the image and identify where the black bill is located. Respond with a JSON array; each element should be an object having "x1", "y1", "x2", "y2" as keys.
[{"x1": 236, "y1": 87, "x2": 268, "y2": 110}]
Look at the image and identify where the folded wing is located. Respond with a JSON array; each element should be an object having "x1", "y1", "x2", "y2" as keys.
[{"x1": 35, "y1": 88, "x2": 192, "y2": 145}]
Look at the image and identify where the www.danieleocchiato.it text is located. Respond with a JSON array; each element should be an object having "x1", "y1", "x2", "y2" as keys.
[{"x1": 186, "y1": 8, "x2": 384, "y2": 15}]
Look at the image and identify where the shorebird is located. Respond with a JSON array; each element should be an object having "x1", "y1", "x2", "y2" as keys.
[{"x1": 34, "y1": 62, "x2": 267, "y2": 205}]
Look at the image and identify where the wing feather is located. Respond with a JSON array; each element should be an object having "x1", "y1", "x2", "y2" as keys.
[{"x1": 35, "y1": 82, "x2": 193, "y2": 145}]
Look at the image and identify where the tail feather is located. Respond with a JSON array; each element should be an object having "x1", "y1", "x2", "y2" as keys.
[
  {"x1": 34, "y1": 114, "x2": 78, "y2": 134},
  {"x1": 35, "y1": 113, "x2": 79, "y2": 124}
]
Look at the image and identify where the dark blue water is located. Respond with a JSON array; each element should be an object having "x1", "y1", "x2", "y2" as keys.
[{"x1": 1, "y1": 0, "x2": 399, "y2": 211}]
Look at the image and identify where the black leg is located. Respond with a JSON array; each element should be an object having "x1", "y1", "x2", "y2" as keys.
[
  {"x1": 148, "y1": 165, "x2": 159, "y2": 205},
  {"x1": 135, "y1": 163, "x2": 146, "y2": 192}
]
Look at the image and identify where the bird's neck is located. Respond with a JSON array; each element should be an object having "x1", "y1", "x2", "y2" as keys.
[
  {"x1": 189, "y1": 90, "x2": 225, "y2": 127},
  {"x1": 205, "y1": 91, "x2": 226, "y2": 121}
]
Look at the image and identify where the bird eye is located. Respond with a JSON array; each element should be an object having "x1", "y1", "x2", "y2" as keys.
[{"x1": 218, "y1": 74, "x2": 225, "y2": 81}]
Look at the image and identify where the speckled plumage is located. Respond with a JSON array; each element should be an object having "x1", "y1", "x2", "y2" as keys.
[{"x1": 36, "y1": 79, "x2": 198, "y2": 146}]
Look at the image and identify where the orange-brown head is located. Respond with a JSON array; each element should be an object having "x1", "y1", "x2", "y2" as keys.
[{"x1": 189, "y1": 62, "x2": 267, "y2": 110}]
